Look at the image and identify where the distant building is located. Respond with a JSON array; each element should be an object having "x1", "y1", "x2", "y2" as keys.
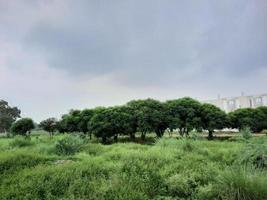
[{"x1": 203, "y1": 93, "x2": 267, "y2": 113}]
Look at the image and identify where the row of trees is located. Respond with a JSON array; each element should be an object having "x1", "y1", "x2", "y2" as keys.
[
  {"x1": 3, "y1": 98, "x2": 267, "y2": 142},
  {"x1": 37, "y1": 97, "x2": 267, "y2": 142}
]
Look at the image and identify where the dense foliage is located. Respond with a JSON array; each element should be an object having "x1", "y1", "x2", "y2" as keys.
[
  {"x1": 39, "y1": 118, "x2": 58, "y2": 137},
  {"x1": 0, "y1": 100, "x2": 20, "y2": 132},
  {"x1": 10, "y1": 118, "x2": 34, "y2": 136},
  {"x1": 49, "y1": 98, "x2": 267, "y2": 143}
]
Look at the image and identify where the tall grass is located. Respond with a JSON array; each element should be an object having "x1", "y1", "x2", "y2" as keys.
[{"x1": 0, "y1": 134, "x2": 266, "y2": 199}]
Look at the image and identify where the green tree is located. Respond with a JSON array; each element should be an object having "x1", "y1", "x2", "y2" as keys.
[
  {"x1": 165, "y1": 97, "x2": 202, "y2": 136},
  {"x1": 228, "y1": 108, "x2": 265, "y2": 132},
  {"x1": 88, "y1": 107, "x2": 115, "y2": 143},
  {"x1": 39, "y1": 118, "x2": 58, "y2": 137},
  {"x1": 120, "y1": 106, "x2": 138, "y2": 140},
  {"x1": 77, "y1": 109, "x2": 95, "y2": 138},
  {"x1": 59, "y1": 110, "x2": 81, "y2": 133},
  {"x1": 88, "y1": 106, "x2": 133, "y2": 143},
  {"x1": 127, "y1": 99, "x2": 167, "y2": 140},
  {"x1": 10, "y1": 118, "x2": 34, "y2": 136},
  {"x1": 201, "y1": 103, "x2": 227, "y2": 139},
  {"x1": 0, "y1": 100, "x2": 21, "y2": 133},
  {"x1": 256, "y1": 106, "x2": 267, "y2": 131}
]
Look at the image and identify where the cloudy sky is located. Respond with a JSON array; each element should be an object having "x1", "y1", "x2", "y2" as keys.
[{"x1": 1, "y1": 0, "x2": 267, "y2": 122}]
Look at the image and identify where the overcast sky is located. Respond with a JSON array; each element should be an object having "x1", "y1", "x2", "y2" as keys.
[{"x1": 1, "y1": 0, "x2": 267, "y2": 122}]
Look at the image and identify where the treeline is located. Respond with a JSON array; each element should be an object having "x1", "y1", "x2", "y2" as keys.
[
  {"x1": 7, "y1": 97, "x2": 267, "y2": 142},
  {"x1": 37, "y1": 97, "x2": 267, "y2": 142}
]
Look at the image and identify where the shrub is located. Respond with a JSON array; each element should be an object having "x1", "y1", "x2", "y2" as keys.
[
  {"x1": 9, "y1": 136, "x2": 34, "y2": 148},
  {"x1": 55, "y1": 135, "x2": 84, "y2": 155},
  {"x1": 240, "y1": 127, "x2": 252, "y2": 140}
]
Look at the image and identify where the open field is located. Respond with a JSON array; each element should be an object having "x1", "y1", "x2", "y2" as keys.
[{"x1": 0, "y1": 131, "x2": 267, "y2": 200}]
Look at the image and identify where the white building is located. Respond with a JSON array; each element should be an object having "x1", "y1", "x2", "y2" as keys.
[{"x1": 203, "y1": 93, "x2": 267, "y2": 113}]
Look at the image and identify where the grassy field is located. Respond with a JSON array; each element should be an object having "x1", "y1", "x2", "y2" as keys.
[{"x1": 0, "y1": 131, "x2": 267, "y2": 200}]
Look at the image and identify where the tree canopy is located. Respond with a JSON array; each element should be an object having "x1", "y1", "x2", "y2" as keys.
[
  {"x1": 228, "y1": 108, "x2": 267, "y2": 132},
  {"x1": 165, "y1": 97, "x2": 202, "y2": 136},
  {"x1": 11, "y1": 118, "x2": 34, "y2": 136},
  {"x1": 0, "y1": 100, "x2": 21, "y2": 133},
  {"x1": 39, "y1": 118, "x2": 58, "y2": 137},
  {"x1": 201, "y1": 103, "x2": 227, "y2": 138},
  {"x1": 127, "y1": 99, "x2": 168, "y2": 139}
]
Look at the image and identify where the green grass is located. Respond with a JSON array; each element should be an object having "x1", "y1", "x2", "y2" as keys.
[{"x1": 0, "y1": 132, "x2": 266, "y2": 200}]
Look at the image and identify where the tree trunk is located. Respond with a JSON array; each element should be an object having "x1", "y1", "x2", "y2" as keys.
[
  {"x1": 102, "y1": 136, "x2": 107, "y2": 144},
  {"x1": 185, "y1": 129, "x2": 189, "y2": 137},
  {"x1": 208, "y1": 130, "x2": 213, "y2": 140},
  {"x1": 155, "y1": 131, "x2": 161, "y2": 138},
  {"x1": 130, "y1": 133, "x2": 135, "y2": 141},
  {"x1": 141, "y1": 132, "x2": 146, "y2": 141},
  {"x1": 179, "y1": 128, "x2": 183, "y2": 137},
  {"x1": 114, "y1": 134, "x2": 118, "y2": 142}
]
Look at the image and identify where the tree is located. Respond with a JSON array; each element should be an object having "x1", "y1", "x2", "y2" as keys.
[
  {"x1": 88, "y1": 106, "x2": 133, "y2": 143},
  {"x1": 119, "y1": 106, "x2": 138, "y2": 140},
  {"x1": 228, "y1": 108, "x2": 265, "y2": 132},
  {"x1": 0, "y1": 100, "x2": 21, "y2": 133},
  {"x1": 39, "y1": 118, "x2": 58, "y2": 137},
  {"x1": 77, "y1": 109, "x2": 95, "y2": 138},
  {"x1": 110, "y1": 106, "x2": 137, "y2": 141},
  {"x1": 255, "y1": 106, "x2": 267, "y2": 131},
  {"x1": 127, "y1": 99, "x2": 167, "y2": 140},
  {"x1": 88, "y1": 107, "x2": 115, "y2": 143},
  {"x1": 165, "y1": 97, "x2": 202, "y2": 136},
  {"x1": 201, "y1": 103, "x2": 227, "y2": 139},
  {"x1": 59, "y1": 110, "x2": 81, "y2": 133},
  {"x1": 10, "y1": 118, "x2": 34, "y2": 136}
]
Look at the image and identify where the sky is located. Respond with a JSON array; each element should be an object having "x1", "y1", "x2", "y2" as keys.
[{"x1": 0, "y1": 0, "x2": 267, "y2": 122}]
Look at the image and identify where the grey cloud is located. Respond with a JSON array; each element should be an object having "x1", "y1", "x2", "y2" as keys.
[
  {"x1": 1, "y1": 0, "x2": 267, "y2": 121},
  {"x1": 21, "y1": 0, "x2": 267, "y2": 84}
]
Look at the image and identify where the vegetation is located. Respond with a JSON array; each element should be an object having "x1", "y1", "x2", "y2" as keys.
[
  {"x1": 0, "y1": 132, "x2": 266, "y2": 200},
  {"x1": 0, "y1": 100, "x2": 20, "y2": 133},
  {"x1": 1, "y1": 98, "x2": 267, "y2": 199},
  {"x1": 200, "y1": 103, "x2": 227, "y2": 139},
  {"x1": 39, "y1": 118, "x2": 58, "y2": 137},
  {"x1": 52, "y1": 98, "x2": 267, "y2": 143},
  {"x1": 10, "y1": 118, "x2": 34, "y2": 136}
]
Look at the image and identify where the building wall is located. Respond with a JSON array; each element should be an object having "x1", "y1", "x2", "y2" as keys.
[{"x1": 203, "y1": 93, "x2": 267, "y2": 113}]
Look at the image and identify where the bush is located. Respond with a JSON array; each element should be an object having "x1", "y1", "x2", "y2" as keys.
[
  {"x1": 55, "y1": 135, "x2": 84, "y2": 155},
  {"x1": 240, "y1": 127, "x2": 252, "y2": 140},
  {"x1": 9, "y1": 136, "x2": 34, "y2": 148}
]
